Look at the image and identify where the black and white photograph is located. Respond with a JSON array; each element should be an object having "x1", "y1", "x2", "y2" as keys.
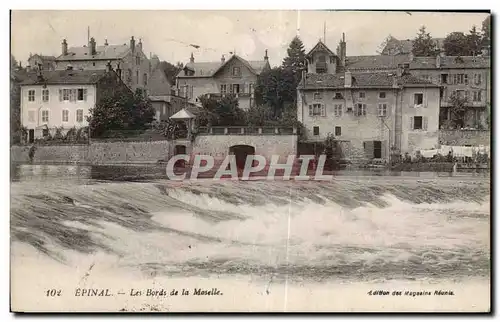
[{"x1": 9, "y1": 9, "x2": 491, "y2": 312}]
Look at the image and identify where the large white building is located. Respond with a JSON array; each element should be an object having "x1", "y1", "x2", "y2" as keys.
[{"x1": 20, "y1": 63, "x2": 129, "y2": 142}]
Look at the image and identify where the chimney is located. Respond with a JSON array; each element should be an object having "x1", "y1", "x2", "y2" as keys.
[
  {"x1": 436, "y1": 54, "x2": 441, "y2": 68},
  {"x1": 106, "y1": 61, "x2": 112, "y2": 72},
  {"x1": 344, "y1": 70, "x2": 352, "y2": 88},
  {"x1": 138, "y1": 38, "x2": 143, "y2": 52},
  {"x1": 88, "y1": 37, "x2": 96, "y2": 56},
  {"x1": 264, "y1": 49, "x2": 269, "y2": 61},
  {"x1": 61, "y1": 39, "x2": 68, "y2": 56},
  {"x1": 340, "y1": 33, "x2": 346, "y2": 66},
  {"x1": 116, "y1": 62, "x2": 122, "y2": 78},
  {"x1": 130, "y1": 36, "x2": 136, "y2": 52},
  {"x1": 221, "y1": 54, "x2": 225, "y2": 64},
  {"x1": 104, "y1": 39, "x2": 108, "y2": 46},
  {"x1": 190, "y1": 52, "x2": 194, "y2": 63}
]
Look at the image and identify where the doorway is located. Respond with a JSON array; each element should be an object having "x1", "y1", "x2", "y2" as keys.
[
  {"x1": 229, "y1": 145, "x2": 255, "y2": 170},
  {"x1": 174, "y1": 145, "x2": 187, "y2": 167},
  {"x1": 28, "y1": 129, "x2": 34, "y2": 143},
  {"x1": 373, "y1": 141, "x2": 382, "y2": 159}
]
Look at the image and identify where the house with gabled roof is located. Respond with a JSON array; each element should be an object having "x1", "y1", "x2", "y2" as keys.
[
  {"x1": 28, "y1": 54, "x2": 56, "y2": 71},
  {"x1": 55, "y1": 36, "x2": 151, "y2": 92},
  {"x1": 298, "y1": 36, "x2": 442, "y2": 162},
  {"x1": 176, "y1": 51, "x2": 271, "y2": 110}
]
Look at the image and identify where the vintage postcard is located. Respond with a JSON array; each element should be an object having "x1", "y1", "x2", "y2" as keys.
[{"x1": 10, "y1": 10, "x2": 491, "y2": 312}]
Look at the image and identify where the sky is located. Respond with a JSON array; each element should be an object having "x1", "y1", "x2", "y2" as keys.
[{"x1": 11, "y1": 10, "x2": 489, "y2": 67}]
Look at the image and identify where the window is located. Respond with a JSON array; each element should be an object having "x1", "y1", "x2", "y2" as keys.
[
  {"x1": 249, "y1": 83, "x2": 254, "y2": 95},
  {"x1": 28, "y1": 90, "x2": 35, "y2": 102},
  {"x1": 232, "y1": 67, "x2": 241, "y2": 76},
  {"x1": 313, "y1": 92, "x2": 323, "y2": 100},
  {"x1": 220, "y1": 84, "x2": 227, "y2": 94},
  {"x1": 379, "y1": 92, "x2": 386, "y2": 99},
  {"x1": 414, "y1": 93, "x2": 423, "y2": 105},
  {"x1": 42, "y1": 89, "x2": 49, "y2": 102},
  {"x1": 76, "y1": 109, "x2": 83, "y2": 123},
  {"x1": 335, "y1": 126, "x2": 341, "y2": 136},
  {"x1": 136, "y1": 56, "x2": 141, "y2": 65},
  {"x1": 28, "y1": 111, "x2": 35, "y2": 122},
  {"x1": 93, "y1": 62, "x2": 96, "y2": 67},
  {"x1": 313, "y1": 126, "x2": 320, "y2": 136},
  {"x1": 473, "y1": 90, "x2": 482, "y2": 102},
  {"x1": 232, "y1": 84, "x2": 240, "y2": 94},
  {"x1": 308, "y1": 104, "x2": 325, "y2": 116},
  {"x1": 144, "y1": 73, "x2": 148, "y2": 86},
  {"x1": 334, "y1": 104, "x2": 343, "y2": 117},
  {"x1": 453, "y1": 74, "x2": 468, "y2": 85},
  {"x1": 334, "y1": 92, "x2": 343, "y2": 99},
  {"x1": 62, "y1": 110, "x2": 69, "y2": 122},
  {"x1": 316, "y1": 56, "x2": 327, "y2": 73},
  {"x1": 378, "y1": 103, "x2": 387, "y2": 117},
  {"x1": 356, "y1": 103, "x2": 366, "y2": 116},
  {"x1": 455, "y1": 90, "x2": 466, "y2": 99},
  {"x1": 359, "y1": 92, "x2": 365, "y2": 99},
  {"x1": 77, "y1": 88, "x2": 87, "y2": 101},
  {"x1": 41, "y1": 110, "x2": 49, "y2": 123},
  {"x1": 474, "y1": 73, "x2": 482, "y2": 85},
  {"x1": 413, "y1": 116, "x2": 423, "y2": 130},
  {"x1": 136, "y1": 71, "x2": 139, "y2": 84},
  {"x1": 441, "y1": 74, "x2": 448, "y2": 84}
]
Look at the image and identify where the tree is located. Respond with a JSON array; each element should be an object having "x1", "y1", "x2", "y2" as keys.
[
  {"x1": 246, "y1": 104, "x2": 275, "y2": 126},
  {"x1": 443, "y1": 32, "x2": 469, "y2": 56},
  {"x1": 88, "y1": 88, "x2": 155, "y2": 138},
  {"x1": 467, "y1": 25, "x2": 482, "y2": 56},
  {"x1": 197, "y1": 94, "x2": 246, "y2": 127},
  {"x1": 255, "y1": 67, "x2": 296, "y2": 118},
  {"x1": 447, "y1": 91, "x2": 469, "y2": 129},
  {"x1": 481, "y1": 16, "x2": 491, "y2": 49},
  {"x1": 282, "y1": 36, "x2": 306, "y2": 84},
  {"x1": 412, "y1": 26, "x2": 439, "y2": 57}
]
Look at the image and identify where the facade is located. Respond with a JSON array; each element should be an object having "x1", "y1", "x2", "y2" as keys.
[
  {"x1": 176, "y1": 51, "x2": 271, "y2": 110},
  {"x1": 55, "y1": 36, "x2": 150, "y2": 91},
  {"x1": 20, "y1": 63, "x2": 130, "y2": 142},
  {"x1": 298, "y1": 39, "x2": 441, "y2": 162},
  {"x1": 408, "y1": 54, "x2": 491, "y2": 129},
  {"x1": 28, "y1": 54, "x2": 56, "y2": 71}
]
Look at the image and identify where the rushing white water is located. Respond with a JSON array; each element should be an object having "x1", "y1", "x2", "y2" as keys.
[{"x1": 10, "y1": 165, "x2": 491, "y2": 312}]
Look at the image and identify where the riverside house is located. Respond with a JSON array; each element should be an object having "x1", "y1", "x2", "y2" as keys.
[{"x1": 20, "y1": 62, "x2": 130, "y2": 142}]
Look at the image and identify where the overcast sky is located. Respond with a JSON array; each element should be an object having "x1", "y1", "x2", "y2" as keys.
[{"x1": 11, "y1": 10, "x2": 489, "y2": 67}]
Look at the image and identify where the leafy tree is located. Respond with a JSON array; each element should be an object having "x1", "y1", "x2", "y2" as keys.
[
  {"x1": 412, "y1": 26, "x2": 440, "y2": 56},
  {"x1": 443, "y1": 32, "x2": 469, "y2": 56},
  {"x1": 10, "y1": 55, "x2": 23, "y2": 145},
  {"x1": 255, "y1": 67, "x2": 296, "y2": 118},
  {"x1": 467, "y1": 25, "x2": 482, "y2": 56},
  {"x1": 282, "y1": 36, "x2": 306, "y2": 84},
  {"x1": 481, "y1": 16, "x2": 491, "y2": 49},
  {"x1": 246, "y1": 104, "x2": 275, "y2": 126},
  {"x1": 197, "y1": 94, "x2": 246, "y2": 127},
  {"x1": 88, "y1": 88, "x2": 155, "y2": 138},
  {"x1": 447, "y1": 91, "x2": 469, "y2": 129}
]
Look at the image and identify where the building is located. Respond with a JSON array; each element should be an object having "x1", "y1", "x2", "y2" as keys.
[
  {"x1": 297, "y1": 38, "x2": 441, "y2": 162},
  {"x1": 55, "y1": 36, "x2": 150, "y2": 91},
  {"x1": 27, "y1": 54, "x2": 56, "y2": 71},
  {"x1": 380, "y1": 35, "x2": 444, "y2": 56},
  {"x1": 176, "y1": 51, "x2": 271, "y2": 110},
  {"x1": 408, "y1": 54, "x2": 491, "y2": 129},
  {"x1": 20, "y1": 62, "x2": 130, "y2": 142},
  {"x1": 147, "y1": 63, "x2": 188, "y2": 121}
]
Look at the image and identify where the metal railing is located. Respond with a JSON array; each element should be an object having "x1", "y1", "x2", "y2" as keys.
[{"x1": 197, "y1": 126, "x2": 297, "y2": 136}]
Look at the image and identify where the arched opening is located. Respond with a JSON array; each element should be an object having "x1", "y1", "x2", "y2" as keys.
[{"x1": 229, "y1": 145, "x2": 255, "y2": 170}]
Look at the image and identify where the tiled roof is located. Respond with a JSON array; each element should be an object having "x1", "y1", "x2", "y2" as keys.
[
  {"x1": 178, "y1": 55, "x2": 268, "y2": 78},
  {"x1": 410, "y1": 55, "x2": 490, "y2": 69},
  {"x1": 20, "y1": 69, "x2": 109, "y2": 85},
  {"x1": 31, "y1": 54, "x2": 57, "y2": 61},
  {"x1": 299, "y1": 71, "x2": 438, "y2": 89},
  {"x1": 56, "y1": 45, "x2": 130, "y2": 61},
  {"x1": 345, "y1": 54, "x2": 410, "y2": 70},
  {"x1": 381, "y1": 36, "x2": 444, "y2": 55}
]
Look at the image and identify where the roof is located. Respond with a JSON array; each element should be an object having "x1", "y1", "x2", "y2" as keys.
[
  {"x1": 410, "y1": 55, "x2": 490, "y2": 69},
  {"x1": 299, "y1": 71, "x2": 439, "y2": 89},
  {"x1": 56, "y1": 45, "x2": 130, "y2": 61},
  {"x1": 345, "y1": 54, "x2": 410, "y2": 71},
  {"x1": 29, "y1": 54, "x2": 56, "y2": 61},
  {"x1": 381, "y1": 36, "x2": 444, "y2": 55},
  {"x1": 178, "y1": 55, "x2": 268, "y2": 78},
  {"x1": 20, "y1": 69, "x2": 109, "y2": 85},
  {"x1": 306, "y1": 40, "x2": 336, "y2": 58},
  {"x1": 170, "y1": 108, "x2": 195, "y2": 119}
]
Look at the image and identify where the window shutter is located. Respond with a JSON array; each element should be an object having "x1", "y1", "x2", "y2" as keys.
[
  {"x1": 410, "y1": 116, "x2": 414, "y2": 130},
  {"x1": 190, "y1": 86, "x2": 193, "y2": 99},
  {"x1": 321, "y1": 105, "x2": 326, "y2": 116},
  {"x1": 464, "y1": 74, "x2": 468, "y2": 85},
  {"x1": 59, "y1": 89, "x2": 62, "y2": 101},
  {"x1": 229, "y1": 84, "x2": 233, "y2": 93},
  {"x1": 309, "y1": 105, "x2": 313, "y2": 116},
  {"x1": 83, "y1": 89, "x2": 88, "y2": 101},
  {"x1": 423, "y1": 117, "x2": 428, "y2": 130}
]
